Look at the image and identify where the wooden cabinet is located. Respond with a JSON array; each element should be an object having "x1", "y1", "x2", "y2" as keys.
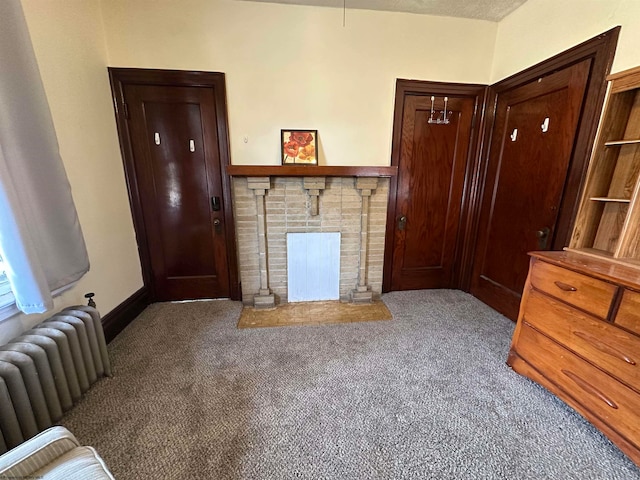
[
  {"x1": 508, "y1": 251, "x2": 640, "y2": 466},
  {"x1": 569, "y1": 66, "x2": 640, "y2": 265},
  {"x1": 617, "y1": 289, "x2": 640, "y2": 334},
  {"x1": 511, "y1": 64, "x2": 640, "y2": 466}
]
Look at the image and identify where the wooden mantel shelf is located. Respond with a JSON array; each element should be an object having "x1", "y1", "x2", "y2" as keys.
[{"x1": 227, "y1": 165, "x2": 397, "y2": 177}]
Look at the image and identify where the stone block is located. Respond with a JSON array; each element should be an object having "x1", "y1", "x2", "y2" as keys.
[
  {"x1": 350, "y1": 289, "x2": 373, "y2": 304},
  {"x1": 303, "y1": 177, "x2": 326, "y2": 190},
  {"x1": 254, "y1": 293, "x2": 276, "y2": 309},
  {"x1": 247, "y1": 177, "x2": 271, "y2": 190}
]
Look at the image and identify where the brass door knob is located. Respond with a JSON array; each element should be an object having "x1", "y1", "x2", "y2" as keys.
[{"x1": 536, "y1": 227, "x2": 551, "y2": 249}]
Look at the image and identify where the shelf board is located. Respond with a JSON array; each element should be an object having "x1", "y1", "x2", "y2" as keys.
[
  {"x1": 604, "y1": 139, "x2": 640, "y2": 146},
  {"x1": 226, "y1": 165, "x2": 398, "y2": 177},
  {"x1": 622, "y1": 257, "x2": 640, "y2": 267},
  {"x1": 589, "y1": 197, "x2": 631, "y2": 203},
  {"x1": 563, "y1": 248, "x2": 640, "y2": 271},
  {"x1": 564, "y1": 247, "x2": 613, "y2": 258}
]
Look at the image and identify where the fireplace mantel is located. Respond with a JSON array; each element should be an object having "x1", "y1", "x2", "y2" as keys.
[{"x1": 227, "y1": 165, "x2": 397, "y2": 177}]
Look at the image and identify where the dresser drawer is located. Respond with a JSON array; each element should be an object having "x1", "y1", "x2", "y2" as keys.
[
  {"x1": 516, "y1": 323, "x2": 640, "y2": 448},
  {"x1": 522, "y1": 289, "x2": 640, "y2": 391},
  {"x1": 529, "y1": 259, "x2": 617, "y2": 319},
  {"x1": 616, "y1": 289, "x2": 640, "y2": 336}
]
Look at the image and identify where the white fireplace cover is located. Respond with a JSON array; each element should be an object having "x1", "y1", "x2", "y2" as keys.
[{"x1": 287, "y1": 232, "x2": 341, "y2": 302}]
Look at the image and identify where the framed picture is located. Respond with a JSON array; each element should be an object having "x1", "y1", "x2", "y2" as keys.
[{"x1": 281, "y1": 130, "x2": 318, "y2": 165}]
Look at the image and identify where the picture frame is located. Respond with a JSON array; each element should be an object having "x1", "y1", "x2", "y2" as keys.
[{"x1": 281, "y1": 130, "x2": 318, "y2": 165}]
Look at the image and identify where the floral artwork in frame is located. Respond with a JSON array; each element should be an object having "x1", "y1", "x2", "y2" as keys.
[{"x1": 281, "y1": 130, "x2": 318, "y2": 165}]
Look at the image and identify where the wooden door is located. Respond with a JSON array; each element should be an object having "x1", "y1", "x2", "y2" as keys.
[
  {"x1": 388, "y1": 90, "x2": 478, "y2": 290},
  {"x1": 470, "y1": 60, "x2": 591, "y2": 319},
  {"x1": 122, "y1": 84, "x2": 231, "y2": 300}
]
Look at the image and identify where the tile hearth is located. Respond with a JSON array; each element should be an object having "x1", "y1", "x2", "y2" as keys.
[{"x1": 237, "y1": 300, "x2": 393, "y2": 328}]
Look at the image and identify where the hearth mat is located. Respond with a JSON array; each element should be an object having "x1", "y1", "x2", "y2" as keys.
[{"x1": 237, "y1": 300, "x2": 393, "y2": 328}]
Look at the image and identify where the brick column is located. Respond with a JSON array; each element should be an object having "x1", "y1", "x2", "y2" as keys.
[
  {"x1": 303, "y1": 177, "x2": 326, "y2": 216},
  {"x1": 350, "y1": 177, "x2": 378, "y2": 303},
  {"x1": 247, "y1": 177, "x2": 275, "y2": 309}
]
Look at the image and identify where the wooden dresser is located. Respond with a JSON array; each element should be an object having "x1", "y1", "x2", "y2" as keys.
[{"x1": 508, "y1": 250, "x2": 640, "y2": 466}]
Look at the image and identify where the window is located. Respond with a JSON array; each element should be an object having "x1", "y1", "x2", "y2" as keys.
[
  {"x1": 0, "y1": 1, "x2": 89, "y2": 317},
  {"x1": 0, "y1": 253, "x2": 16, "y2": 316}
]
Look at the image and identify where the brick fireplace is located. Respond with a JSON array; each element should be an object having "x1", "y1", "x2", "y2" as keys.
[{"x1": 229, "y1": 167, "x2": 395, "y2": 308}]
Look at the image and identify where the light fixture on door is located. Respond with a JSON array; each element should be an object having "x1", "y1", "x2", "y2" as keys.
[{"x1": 428, "y1": 96, "x2": 452, "y2": 124}]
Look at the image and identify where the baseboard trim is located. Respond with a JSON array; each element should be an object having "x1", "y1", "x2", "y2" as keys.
[{"x1": 102, "y1": 286, "x2": 150, "y2": 343}]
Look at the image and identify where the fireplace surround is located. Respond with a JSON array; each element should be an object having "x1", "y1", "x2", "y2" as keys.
[{"x1": 228, "y1": 167, "x2": 396, "y2": 308}]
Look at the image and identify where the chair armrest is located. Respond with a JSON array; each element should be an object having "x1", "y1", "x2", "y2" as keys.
[
  {"x1": 0, "y1": 426, "x2": 80, "y2": 476},
  {"x1": 32, "y1": 446, "x2": 116, "y2": 480}
]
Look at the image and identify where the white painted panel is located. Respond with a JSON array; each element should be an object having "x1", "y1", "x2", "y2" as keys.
[{"x1": 287, "y1": 232, "x2": 340, "y2": 302}]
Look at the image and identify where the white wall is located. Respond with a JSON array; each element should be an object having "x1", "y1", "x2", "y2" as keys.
[
  {"x1": 100, "y1": 0, "x2": 498, "y2": 166},
  {"x1": 491, "y1": 0, "x2": 640, "y2": 82},
  {"x1": 0, "y1": 0, "x2": 144, "y2": 344}
]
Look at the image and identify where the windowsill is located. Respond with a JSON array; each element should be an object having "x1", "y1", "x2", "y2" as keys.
[
  {"x1": 0, "y1": 302, "x2": 19, "y2": 322},
  {"x1": 0, "y1": 281, "x2": 79, "y2": 324}
]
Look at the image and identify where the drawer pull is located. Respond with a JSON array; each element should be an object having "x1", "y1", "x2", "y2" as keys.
[
  {"x1": 561, "y1": 369, "x2": 618, "y2": 409},
  {"x1": 554, "y1": 281, "x2": 577, "y2": 292},
  {"x1": 573, "y1": 330, "x2": 637, "y2": 366}
]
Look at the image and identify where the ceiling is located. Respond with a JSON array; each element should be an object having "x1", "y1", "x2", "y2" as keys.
[{"x1": 238, "y1": 0, "x2": 529, "y2": 22}]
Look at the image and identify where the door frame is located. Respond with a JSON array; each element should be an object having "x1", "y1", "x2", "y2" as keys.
[
  {"x1": 465, "y1": 27, "x2": 620, "y2": 316},
  {"x1": 384, "y1": 28, "x2": 619, "y2": 295},
  {"x1": 383, "y1": 80, "x2": 488, "y2": 292},
  {"x1": 108, "y1": 68, "x2": 240, "y2": 301}
]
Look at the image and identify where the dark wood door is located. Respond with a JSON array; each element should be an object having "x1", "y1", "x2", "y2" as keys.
[
  {"x1": 470, "y1": 60, "x2": 591, "y2": 319},
  {"x1": 389, "y1": 94, "x2": 477, "y2": 290},
  {"x1": 123, "y1": 84, "x2": 231, "y2": 300}
]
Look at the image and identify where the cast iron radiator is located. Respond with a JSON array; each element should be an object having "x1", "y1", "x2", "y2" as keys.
[{"x1": 0, "y1": 306, "x2": 111, "y2": 454}]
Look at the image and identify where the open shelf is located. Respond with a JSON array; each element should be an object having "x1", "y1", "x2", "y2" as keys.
[{"x1": 570, "y1": 65, "x2": 640, "y2": 265}]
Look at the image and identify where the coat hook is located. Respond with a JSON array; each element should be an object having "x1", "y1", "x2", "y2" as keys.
[
  {"x1": 189, "y1": 139, "x2": 195, "y2": 152},
  {"x1": 510, "y1": 128, "x2": 518, "y2": 142},
  {"x1": 154, "y1": 132, "x2": 160, "y2": 145},
  {"x1": 428, "y1": 96, "x2": 452, "y2": 125},
  {"x1": 541, "y1": 117, "x2": 550, "y2": 133}
]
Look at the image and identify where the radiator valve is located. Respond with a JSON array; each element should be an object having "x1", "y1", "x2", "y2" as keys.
[{"x1": 84, "y1": 292, "x2": 96, "y2": 308}]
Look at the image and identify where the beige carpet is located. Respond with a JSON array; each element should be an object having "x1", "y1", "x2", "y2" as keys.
[{"x1": 59, "y1": 291, "x2": 640, "y2": 479}]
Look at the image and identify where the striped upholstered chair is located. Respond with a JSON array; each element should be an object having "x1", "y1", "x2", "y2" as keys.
[{"x1": 0, "y1": 426, "x2": 114, "y2": 479}]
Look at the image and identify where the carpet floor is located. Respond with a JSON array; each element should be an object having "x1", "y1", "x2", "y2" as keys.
[{"x1": 61, "y1": 290, "x2": 640, "y2": 479}]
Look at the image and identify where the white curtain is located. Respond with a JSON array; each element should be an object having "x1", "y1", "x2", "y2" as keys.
[{"x1": 0, "y1": 0, "x2": 89, "y2": 314}]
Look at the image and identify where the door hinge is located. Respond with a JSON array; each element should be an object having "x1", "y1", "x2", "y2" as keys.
[{"x1": 122, "y1": 102, "x2": 130, "y2": 119}]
